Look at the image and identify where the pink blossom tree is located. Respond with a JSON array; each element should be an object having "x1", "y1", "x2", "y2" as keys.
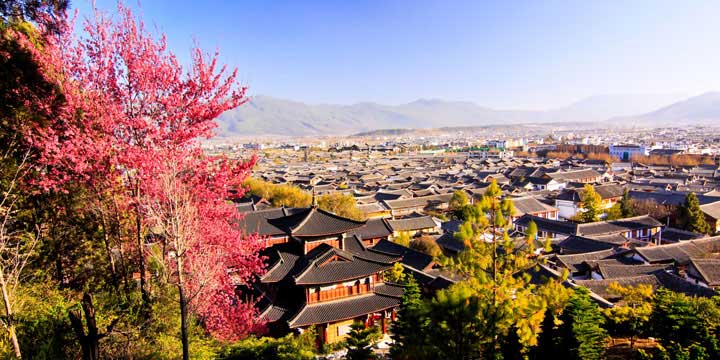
[{"x1": 14, "y1": 3, "x2": 265, "y2": 357}]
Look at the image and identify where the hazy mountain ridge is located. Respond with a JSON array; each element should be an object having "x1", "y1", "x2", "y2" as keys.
[
  {"x1": 609, "y1": 92, "x2": 720, "y2": 127},
  {"x1": 216, "y1": 93, "x2": 696, "y2": 136}
]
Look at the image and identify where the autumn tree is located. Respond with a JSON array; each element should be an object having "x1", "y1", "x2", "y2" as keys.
[
  {"x1": 649, "y1": 289, "x2": 720, "y2": 359},
  {"x1": 632, "y1": 199, "x2": 675, "y2": 223},
  {"x1": 679, "y1": 192, "x2": 711, "y2": 234},
  {"x1": 243, "y1": 178, "x2": 310, "y2": 207},
  {"x1": 317, "y1": 192, "x2": 363, "y2": 220},
  {"x1": 410, "y1": 236, "x2": 442, "y2": 257},
  {"x1": 603, "y1": 282, "x2": 653, "y2": 348},
  {"x1": 579, "y1": 184, "x2": 602, "y2": 223},
  {"x1": 393, "y1": 232, "x2": 411, "y2": 247},
  {"x1": 384, "y1": 262, "x2": 406, "y2": 284},
  {"x1": 450, "y1": 190, "x2": 470, "y2": 219}
]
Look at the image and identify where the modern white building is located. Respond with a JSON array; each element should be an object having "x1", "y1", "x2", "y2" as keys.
[{"x1": 609, "y1": 144, "x2": 647, "y2": 161}]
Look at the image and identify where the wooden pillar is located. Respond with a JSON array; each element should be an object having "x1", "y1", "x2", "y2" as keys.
[{"x1": 381, "y1": 311, "x2": 387, "y2": 334}]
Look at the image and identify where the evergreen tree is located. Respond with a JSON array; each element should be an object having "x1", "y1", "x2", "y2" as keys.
[
  {"x1": 650, "y1": 289, "x2": 720, "y2": 359},
  {"x1": 390, "y1": 277, "x2": 432, "y2": 359},
  {"x1": 579, "y1": 184, "x2": 602, "y2": 223},
  {"x1": 619, "y1": 188, "x2": 635, "y2": 218},
  {"x1": 532, "y1": 307, "x2": 558, "y2": 360},
  {"x1": 428, "y1": 284, "x2": 483, "y2": 360},
  {"x1": 442, "y1": 179, "x2": 554, "y2": 357},
  {"x1": 345, "y1": 322, "x2": 380, "y2": 360},
  {"x1": 680, "y1": 192, "x2": 711, "y2": 234},
  {"x1": 557, "y1": 288, "x2": 608, "y2": 360}
]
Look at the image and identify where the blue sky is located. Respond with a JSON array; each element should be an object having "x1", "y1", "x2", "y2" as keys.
[{"x1": 74, "y1": 0, "x2": 720, "y2": 109}]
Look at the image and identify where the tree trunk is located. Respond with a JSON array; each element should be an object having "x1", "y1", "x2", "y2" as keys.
[
  {"x1": 0, "y1": 265, "x2": 22, "y2": 359},
  {"x1": 177, "y1": 256, "x2": 190, "y2": 360},
  {"x1": 99, "y1": 213, "x2": 119, "y2": 289},
  {"x1": 68, "y1": 293, "x2": 102, "y2": 360},
  {"x1": 135, "y1": 203, "x2": 149, "y2": 307}
]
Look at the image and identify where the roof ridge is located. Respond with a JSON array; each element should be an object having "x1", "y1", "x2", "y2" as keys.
[{"x1": 290, "y1": 207, "x2": 316, "y2": 234}]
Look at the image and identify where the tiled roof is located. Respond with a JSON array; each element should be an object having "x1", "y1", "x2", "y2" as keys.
[
  {"x1": 288, "y1": 291, "x2": 401, "y2": 328},
  {"x1": 575, "y1": 275, "x2": 659, "y2": 301},
  {"x1": 293, "y1": 244, "x2": 392, "y2": 285},
  {"x1": 515, "y1": 214, "x2": 577, "y2": 235},
  {"x1": 558, "y1": 235, "x2": 617, "y2": 254},
  {"x1": 576, "y1": 269, "x2": 717, "y2": 301},
  {"x1": 555, "y1": 249, "x2": 625, "y2": 273},
  {"x1": 342, "y1": 236, "x2": 400, "y2": 264},
  {"x1": 237, "y1": 207, "x2": 295, "y2": 236},
  {"x1": 633, "y1": 238, "x2": 719, "y2": 264},
  {"x1": 575, "y1": 215, "x2": 662, "y2": 237},
  {"x1": 436, "y1": 232, "x2": 466, "y2": 254},
  {"x1": 689, "y1": 258, "x2": 720, "y2": 286},
  {"x1": 555, "y1": 183, "x2": 625, "y2": 202},
  {"x1": 654, "y1": 227, "x2": 704, "y2": 243},
  {"x1": 510, "y1": 196, "x2": 558, "y2": 217},
  {"x1": 261, "y1": 245, "x2": 303, "y2": 283},
  {"x1": 546, "y1": 168, "x2": 601, "y2": 182},
  {"x1": 371, "y1": 239, "x2": 434, "y2": 271},
  {"x1": 386, "y1": 216, "x2": 438, "y2": 232},
  {"x1": 597, "y1": 264, "x2": 671, "y2": 279},
  {"x1": 351, "y1": 218, "x2": 392, "y2": 239},
  {"x1": 701, "y1": 201, "x2": 720, "y2": 220},
  {"x1": 383, "y1": 193, "x2": 453, "y2": 210},
  {"x1": 268, "y1": 207, "x2": 365, "y2": 237}
]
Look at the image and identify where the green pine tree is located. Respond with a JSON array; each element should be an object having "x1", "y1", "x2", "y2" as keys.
[
  {"x1": 345, "y1": 322, "x2": 380, "y2": 360},
  {"x1": 557, "y1": 288, "x2": 608, "y2": 360},
  {"x1": 619, "y1": 188, "x2": 635, "y2": 218},
  {"x1": 390, "y1": 276, "x2": 432, "y2": 360},
  {"x1": 680, "y1": 192, "x2": 711, "y2": 234}
]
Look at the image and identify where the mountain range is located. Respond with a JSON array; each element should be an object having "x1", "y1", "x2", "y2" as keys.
[{"x1": 216, "y1": 92, "x2": 720, "y2": 137}]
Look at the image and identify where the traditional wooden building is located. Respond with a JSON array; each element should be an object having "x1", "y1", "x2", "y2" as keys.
[{"x1": 251, "y1": 206, "x2": 405, "y2": 344}]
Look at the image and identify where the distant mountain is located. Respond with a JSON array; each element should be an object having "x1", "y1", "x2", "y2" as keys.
[
  {"x1": 216, "y1": 93, "x2": 685, "y2": 137},
  {"x1": 609, "y1": 92, "x2": 720, "y2": 127}
]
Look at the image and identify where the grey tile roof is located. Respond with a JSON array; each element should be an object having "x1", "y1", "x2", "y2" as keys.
[
  {"x1": 597, "y1": 264, "x2": 671, "y2": 279},
  {"x1": 351, "y1": 218, "x2": 392, "y2": 240},
  {"x1": 689, "y1": 258, "x2": 720, "y2": 286},
  {"x1": 292, "y1": 244, "x2": 393, "y2": 285},
  {"x1": 575, "y1": 215, "x2": 662, "y2": 237},
  {"x1": 383, "y1": 193, "x2": 453, "y2": 210},
  {"x1": 558, "y1": 235, "x2": 617, "y2": 254},
  {"x1": 371, "y1": 239, "x2": 434, "y2": 271},
  {"x1": 237, "y1": 207, "x2": 296, "y2": 237},
  {"x1": 288, "y1": 291, "x2": 401, "y2": 328},
  {"x1": 268, "y1": 207, "x2": 366, "y2": 237},
  {"x1": 510, "y1": 196, "x2": 558, "y2": 216},
  {"x1": 633, "y1": 238, "x2": 720, "y2": 264},
  {"x1": 386, "y1": 216, "x2": 438, "y2": 232}
]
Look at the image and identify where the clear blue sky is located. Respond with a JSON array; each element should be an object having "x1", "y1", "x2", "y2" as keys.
[{"x1": 73, "y1": 0, "x2": 720, "y2": 109}]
